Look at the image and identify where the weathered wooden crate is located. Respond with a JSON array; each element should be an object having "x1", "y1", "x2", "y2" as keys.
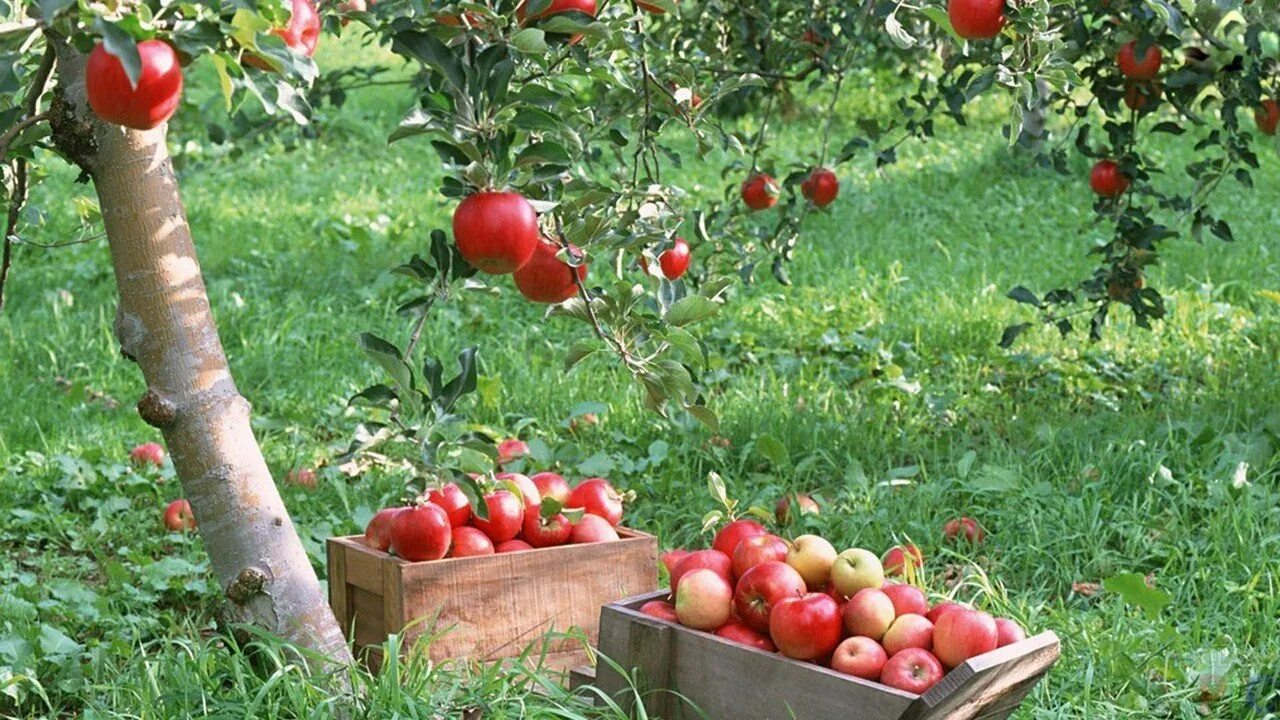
[
  {"x1": 327, "y1": 529, "x2": 658, "y2": 671},
  {"x1": 576, "y1": 589, "x2": 1060, "y2": 720}
]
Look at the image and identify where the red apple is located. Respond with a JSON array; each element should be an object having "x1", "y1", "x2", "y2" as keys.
[
  {"x1": 675, "y1": 568, "x2": 734, "y2": 631},
  {"x1": 86, "y1": 40, "x2": 184, "y2": 130},
  {"x1": 450, "y1": 526, "x2": 496, "y2": 557},
  {"x1": 640, "y1": 600, "x2": 679, "y2": 622},
  {"x1": 882, "y1": 583, "x2": 929, "y2": 617},
  {"x1": 571, "y1": 513, "x2": 620, "y2": 543},
  {"x1": 712, "y1": 518, "x2": 768, "y2": 558},
  {"x1": 285, "y1": 467, "x2": 317, "y2": 489},
  {"x1": 427, "y1": 483, "x2": 472, "y2": 527},
  {"x1": 243, "y1": 0, "x2": 321, "y2": 69},
  {"x1": 363, "y1": 507, "x2": 401, "y2": 551},
  {"x1": 1116, "y1": 40, "x2": 1162, "y2": 80},
  {"x1": 927, "y1": 601, "x2": 967, "y2": 624},
  {"x1": 662, "y1": 549, "x2": 691, "y2": 577},
  {"x1": 522, "y1": 505, "x2": 572, "y2": 547},
  {"x1": 130, "y1": 442, "x2": 166, "y2": 468},
  {"x1": 734, "y1": 560, "x2": 807, "y2": 633},
  {"x1": 671, "y1": 549, "x2": 733, "y2": 594},
  {"x1": 163, "y1": 499, "x2": 196, "y2": 532},
  {"x1": 1089, "y1": 160, "x2": 1130, "y2": 199},
  {"x1": 842, "y1": 588, "x2": 896, "y2": 640},
  {"x1": 774, "y1": 493, "x2": 819, "y2": 523},
  {"x1": 881, "y1": 648, "x2": 944, "y2": 694},
  {"x1": 715, "y1": 620, "x2": 776, "y2": 652},
  {"x1": 568, "y1": 477, "x2": 623, "y2": 526},
  {"x1": 658, "y1": 237, "x2": 691, "y2": 280},
  {"x1": 995, "y1": 617, "x2": 1026, "y2": 647},
  {"x1": 495, "y1": 472, "x2": 540, "y2": 509},
  {"x1": 933, "y1": 608, "x2": 999, "y2": 669},
  {"x1": 831, "y1": 636, "x2": 888, "y2": 680},
  {"x1": 389, "y1": 504, "x2": 452, "y2": 561},
  {"x1": 1256, "y1": 99, "x2": 1280, "y2": 136},
  {"x1": 800, "y1": 168, "x2": 839, "y2": 208},
  {"x1": 882, "y1": 614, "x2": 934, "y2": 656},
  {"x1": 947, "y1": 0, "x2": 1004, "y2": 40},
  {"x1": 496, "y1": 438, "x2": 529, "y2": 464},
  {"x1": 452, "y1": 191, "x2": 539, "y2": 275},
  {"x1": 513, "y1": 238, "x2": 588, "y2": 304},
  {"x1": 882, "y1": 544, "x2": 924, "y2": 577},
  {"x1": 471, "y1": 490, "x2": 523, "y2": 543},
  {"x1": 740, "y1": 173, "x2": 780, "y2": 211},
  {"x1": 769, "y1": 592, "x2": 842, "y2": 661},
  {"x1": 530, "y1": 472, "x2": 572, "y2": 505},
  {"x1": 495, "y1": 539, "x2": 534, "y2": 553},
  {"x1": 731, "y1": 533, "x2": 789, "y2": 580}
]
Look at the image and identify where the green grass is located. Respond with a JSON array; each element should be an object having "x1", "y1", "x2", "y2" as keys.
[{"x1": 2, "y1": 32, "x2": 1280, "y2": 719}]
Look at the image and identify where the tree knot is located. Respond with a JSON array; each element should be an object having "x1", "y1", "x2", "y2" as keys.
[
  {"x1": 226, "y1": 566, "x2": 269, "y2": 604},
  {"x1": 136, "y1": 390, "x2": 176, "y2": 428}
]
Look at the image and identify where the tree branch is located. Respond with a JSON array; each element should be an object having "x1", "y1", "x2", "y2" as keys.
[{"x1": 0, "y1": 159, "x2": 25, "y2": 311}]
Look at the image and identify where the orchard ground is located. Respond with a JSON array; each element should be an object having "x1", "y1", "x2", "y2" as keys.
[{"x1": 2, "y1": 34, "x2": 1279, "y2": 719}]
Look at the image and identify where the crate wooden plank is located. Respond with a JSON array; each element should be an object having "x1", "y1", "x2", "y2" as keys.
[
  {"x1": 907, "y1": 632, "x2": 1060, "y2": 720},
  {"x1": 326, "y1": 538, "x2": 349, "y2": 638},
  {"x1": 327, "y1": 528, "x2": 657, "y2": 670},
  {"x1": 593, "y1": 591, "x2": 1059, "y2": 720}
]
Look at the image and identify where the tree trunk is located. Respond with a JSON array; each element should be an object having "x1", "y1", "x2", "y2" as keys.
[{"x1": 49, "y1": 42, "x2": 351, "y2": 666}]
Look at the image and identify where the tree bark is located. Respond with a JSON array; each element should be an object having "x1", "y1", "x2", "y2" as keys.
[{"x1": 49, "y1": 41, "x2": 351, "y2": 667}]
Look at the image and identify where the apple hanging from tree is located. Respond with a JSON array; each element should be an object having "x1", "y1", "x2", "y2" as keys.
[
  {"x1": 517, "y1": 0, "x2": 598, "y2": 43},
  {"x1": 513, "y1": 239, "x2": 588, "y2": 304},
  {"x1": 800, "y1": 168, "x2": 839, "y2": 208},
  {"x1": 1256, "y1": 99, "x2": 1279, "y2": 136},
  {"x1": 740, "y1": 173, "x2": 780, "y2": 211},
  {"x1": 659, "y1": 237, "x2": 691, "y2": 280},
  {"x1": 243, "y1": 0, "x2": 321, "y2": 69},
  {"x1": 86, "y1": 40, "x2": 184, "y2": 131},
  {"x1": 163, "y1": 499, "x2": 196, "y2": 532},
  {"x1": 1089, "y1": 160, "x2": 1130, "y2": 198},
  {"x1": 1123, "y1": 81, "x2": 1162, "y2": 112},
  {"x1": 947, "y1": 0, "x2": 1005, "y2": 40},
  {"x1": 1116, "y1": 40, "x2": 1163, "y2": 80},
  {"x1": 452, "y1": 191, "x2": 540, "y2": 275}
]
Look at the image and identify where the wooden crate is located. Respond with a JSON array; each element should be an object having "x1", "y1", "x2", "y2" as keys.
[
  {"x1": 327, "y1": 528, "x2": 658, "y2": 671},
  {"x1": 579, "y1": 589, "x2": 1060, "y2": 720}
]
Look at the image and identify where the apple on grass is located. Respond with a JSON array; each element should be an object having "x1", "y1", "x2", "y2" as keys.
[
  {"x1": 775, "y1": 493, "x2": 820, "y2": 523},
  {"x1": 130, "y1": 442, "x2": 166, "y2": 468},
  {"x1": 933, "y1": 608, "x2": 998, "y2": 669},
  {"x1": 881, "y1": 648, "x2": 944, "y2": 694},
  {"x1": 882, "y1": 544, "x2": 923, "y2": 577},
  {"x1": 842, "y1": 588, "x2": 896, "y2": 641},
  {"x1": 882, "y1": 614, "x2": 934, "y2": 656},
  {"x1": 786, "y1": 535, "x2": 837, "y2": 589},
  {"x1": 882, "y1": 583, "x2": 928, "y2": 617},
  {"x1": 831, "y1": 636, "x2": 888, "y2": 680},
  {"x1": 675, "y1": 568, "x2": 733, "y2": 631},
  {"x1": 831, "y1": 548, "x2": 885, "y2": 597},
  {"x1": 734, "y1": 560, "x2": 807, "y2": 633},
  {"x1": 769, "y1": 592, "x2": 842, "y2": 661},
  {"x1": 163, "y1": 499, "x2": 196, "y2": 532}
]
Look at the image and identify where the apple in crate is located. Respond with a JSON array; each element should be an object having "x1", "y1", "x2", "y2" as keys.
[
  {"x1": 732, "y1": 533, "x2": 789, "y2": 579},
  {"x1": 769, "y1": 592, "x2": 842, "y2": 661},
  {"x1": 712, "y1": 519, "x2": 768, "y2": 557},
  {"x1": 640, "y1": 600, "x2": 679, "y2": 622},
  {"x1": 842, "y1": 588, "x2": 896, "y2": 641},
  {"x1": 830, "y1": 548, "x2": 885, "y2": 596},
  {"x1": 786, "y1": 535, "x2": 836, "y2": 588},
  {"x1": 675, "y1": 568, "x2": 733, "y2": 631},
  {"x1": 735, "y1": 560, "x2": 807, "y2": 633},
  {"x1": 670, "y1": 549, "x2": 732, "y2": 594},
  {"x1": 996, "y1": 618, "x2": 1026, "y2": 647},
  {"x1": 571, "y1": 514, "x2": 620, "y2": 543},
  {"x1": 364, "y1": 507, "x2": 401, "y2": 551},
  {"x1": 451, "y1": 526, "x2": 495, "y2": 557},
  {"x1": 882, "y1": 614, "x2": 934, "y2": 656},
  {"x1": 831, "y1": 636, "x2": 888, "y2": 680},
  {"x1": 881, "y1": 648, "x2": 944, "y2": 694},
  {"x1": 934, "y1": 608, "x2": 998, "y2": 669},
  {"x1": 882, "y1": 583, "x2": 928, "y2": 617}
]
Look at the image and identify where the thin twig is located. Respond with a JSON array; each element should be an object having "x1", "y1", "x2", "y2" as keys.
[
  {"x1": 403, "y1": 309, "x2": 430, "y2": 362},
  {"x1": 0, "y1": 111, "x2": 50, "y2": 159},
  {"x1": 0, "y1": 48, "x2": 56, "y2": 312},
  {"x1": 551, "y1": 217, "x2": 642, "y2": 371},
  {"x1": 818, "y1": 72, "x2": 845, "y2": 167},
  {"x1": 0, "y1": 160, "x2": 28, "y2": 312}
]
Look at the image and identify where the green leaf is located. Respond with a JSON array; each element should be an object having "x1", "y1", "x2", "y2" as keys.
[
  {"x1": 686, "y1": 404, "x2": 718, "y2": 431},
  {"x1": 510, "y1": 28, "x2": 548, "y2": 55},
  {"x1": 1102, "y1": 573, "x2": 1172, "y2": 619},
  {"x1": 392, "y1": 30, "x2": 465, "y2": 91},
  {"x1": 664, "y1": 295, "x2": 718, "y2": 327},
  {"x1": 38, "y1": 624, "x2": 81, "y2": 658},
  {"x1": 358, "y1": 333, "x2": 414, "y2": 397},
  {"x1": 564, "y1": 339, "x2": 598, "y2": 371},
  {"x1": 756, "y1": 435, "x2": 788, "y2": 469},
  {"x1": 96, "y1": 21, "x2": 142, "y2": 88}
]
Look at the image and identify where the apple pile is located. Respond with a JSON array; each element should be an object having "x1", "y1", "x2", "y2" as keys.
[
  {"x1": 363, "y1": 472, "x2": 626, "y2": 561},
  {"x1": 643, "y1": 519, "x2": 1029, "y2": 695}
]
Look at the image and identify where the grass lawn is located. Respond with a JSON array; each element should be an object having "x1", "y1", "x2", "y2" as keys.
[{"x1": 1, "y1": 32, "x2": 1278, "y2": 719}]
